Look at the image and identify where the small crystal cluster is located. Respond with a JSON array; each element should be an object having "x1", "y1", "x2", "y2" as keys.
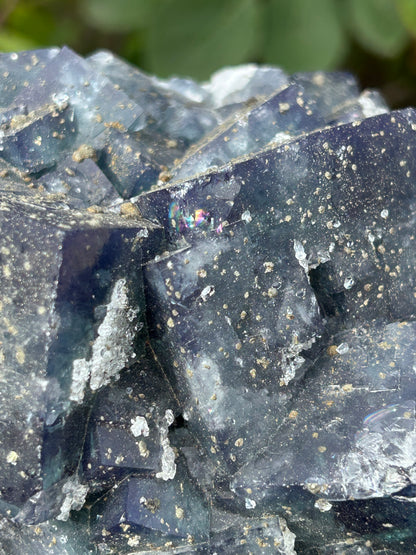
[{"x1": 1, "y1": 46, "x2": 416, "y2": 554}]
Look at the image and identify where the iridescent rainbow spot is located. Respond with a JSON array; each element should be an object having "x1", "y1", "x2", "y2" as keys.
[
  {"x1": 362, "y1": 404, "x2": 399, "y2": 427},
  {"x1": 169, "y1": 202, "x2": 210, "y2": 232}
]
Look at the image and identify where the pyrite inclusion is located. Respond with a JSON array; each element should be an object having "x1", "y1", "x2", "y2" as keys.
[{"x1": 1, "y1": 46, "x2": 416, "y2": 554}]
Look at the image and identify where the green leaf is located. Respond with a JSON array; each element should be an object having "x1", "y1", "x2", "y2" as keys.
[
  {"x1": 0, "y1": 30, "x2": 38, "y2": 53},
  {"x1": 82, "y1": 0, "x2": 154, "y2": 33},
  {"x1": 7, "y1": 3, "x2": 57, "y2": 45},
  {"x1": 145, "y1": 0, "x2": 261, "y2": 79},
  {"x1": 49, "y1": 19, "x2": 82, "y2": 49},
  {"x1": 396, "y1": 0, "x2": 416, "y2": 36},
  {"x1": 347, "y1": 0, "x2": 408, "y2": 57},
  {"x1": 263, "y1": 0, "x2": 346, "y2": 72},
  {"x1": 121, "y1": 32, "x2": 147, "y2": 66}
]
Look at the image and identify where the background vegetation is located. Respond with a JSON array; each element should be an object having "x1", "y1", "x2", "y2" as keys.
[{"x1": 0, "y1": 0, "x2": 416, "y2": 108}]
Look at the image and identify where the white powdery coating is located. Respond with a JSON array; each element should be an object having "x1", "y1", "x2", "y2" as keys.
[
  {"x1": 130, "y1": 415, "x2": 149, "y2": 437},
  {"x1": 277, "y1": 516, "x2": 297, "y2": 555},
  {"x1": 358, "y1": 90, "x2": 389, "y2": 118},
  {"x1": 294, "y1": 239, "x2": 309, "y2": 273},
  {"x1": 241, "y1": 210, "x2": 252, "y2": 223},
  {"x1": 204, "y1": 64, "x2": 287, "y2": 109},
  {"x1": 156, "y1": 409, "x2": 176, "y2": 481},
  {"x1": 335, "y1": 432, "x2": 416, "y2": 499},
  {"x1": 270, "y1": 131, "x2": 292, "y2": 146},
  {"x1": 294, "y1": 240, "x2": 332, "y2": 279},
  {"x1": 332, "y1": 401, "x2": 416, "y2": 500},
  {"x1": 245, "y1": 497, "x2": 256, "y2": 509},
  {"x1": 204, "y1": 65, "x2": 259, "y2": 108},
  {"x1": 280, "y1": 336, "x2": 315, "y2": 386},
  {"x1": 314, "y1": 498, "x2": 333, "y2": 512},
  {"x1": 70, "y1": 278, "x2": 140, "y2": 402},
  {"x1": 136, "y1": 228, "x2": 148, "y2": 239},
  {"x1": 56, "y1": 477, "x2": 89, "y2": 521},
  {"x1": 70, "y1": 358, "x2": 91, "y2": 403}
]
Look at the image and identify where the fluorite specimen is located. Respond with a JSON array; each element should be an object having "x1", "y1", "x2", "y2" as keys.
[{"x1": 0, "y1": 46, "x2": 415, "y2": 554}]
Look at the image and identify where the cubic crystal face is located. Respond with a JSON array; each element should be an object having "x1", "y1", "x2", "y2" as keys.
[{"x1": 0, "y1": 46, "x2": 416, "y2": 554}]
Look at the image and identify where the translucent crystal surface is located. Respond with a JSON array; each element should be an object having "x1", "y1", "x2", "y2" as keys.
[{"x1": 1, "y1": 47, "x2": 416, "y2": 554}]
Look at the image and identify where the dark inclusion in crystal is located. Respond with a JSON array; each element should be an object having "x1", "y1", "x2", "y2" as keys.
[{"x1": 0, "y1": 46, "x2": 416, "y2": 554}]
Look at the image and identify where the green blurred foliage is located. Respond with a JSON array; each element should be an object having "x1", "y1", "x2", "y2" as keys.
[
  {"x1": 0, "y1": 0, "x2": 415, "y2": 107},
  {"x1": 84, "y1": 0, "x2": 154, "y2": 33},
  {"x1": 346, "y1": 0, "x2": 408, "y2": 57},
  {"x1": 397, "y1": 0, "x2": 416, "y2": 36},
  {"x1": 146, "y1": 0, "x2": 261, "y2": 77},
  {"x1": 263, "y1": 0, "x2": 346, "y2": 71}
]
